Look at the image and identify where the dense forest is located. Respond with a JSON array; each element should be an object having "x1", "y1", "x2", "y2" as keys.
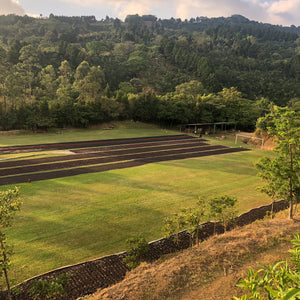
[{"x1": 0, "y1": 13, "x2": 299, "y2": 131}]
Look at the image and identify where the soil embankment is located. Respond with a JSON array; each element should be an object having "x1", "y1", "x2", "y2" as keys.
[{"x1": 90, "y1": 210, "x2": 300, "y2": 300}]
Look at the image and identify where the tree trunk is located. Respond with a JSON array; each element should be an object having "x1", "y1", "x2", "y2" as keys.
[
  {"x1": 271, "y1": 201, "x2": 274, "y2": 219},
  {"x1": 289, "y1": 199, "x2": 293, "y2": 219},
  {"x1": 0, "y1": 237, "x2": 12, "y2": 300},
  {"x1": 288, "y1": 145, "x2": 294, "y2": 219}
]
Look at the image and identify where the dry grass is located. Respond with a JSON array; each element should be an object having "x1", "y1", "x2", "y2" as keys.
[{"x1": 86, "y1": 210, "x2": 300, "y2": 300}]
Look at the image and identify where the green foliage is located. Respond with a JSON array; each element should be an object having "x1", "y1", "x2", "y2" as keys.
[
  {"x1": 181, "y1": 198, "x2": 207, "y2": 246},
  {"x1": 208, "y1": 195, "x2": 238, "y2": 231},
  {"x1": 234, "y1": 234, "x2": 300, "y2": 300},
  {"x1": 123, "y1": 235, "x2": 149, "y2": 269},
  {"x1": 163, "y1": 195, "x2": 238, "y2": 246},
  {"x1": 29, "y1": 273, "x2": 69, "y2": 300},
  {"x1": 255, "y1": 106, "x2": 300, "y2": 218},
  {"x1": 0, "y1": 188, "x2": 22, "y2": 229},
  {"x1": 0, "y1": 187, "x2": 22, "y2": 299},
  {"x1": 0, "y1": 14, "x2": 299, "y2": 130},
  {"x1": 162, "y1": 211, "x2": 187, "y2": 245},
  {"x1": 0, "y1": 129, "x2": 284, "y2": 284}
]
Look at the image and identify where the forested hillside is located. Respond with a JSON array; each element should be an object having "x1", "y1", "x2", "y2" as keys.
[{"x1": 0, "y1": 14, "x2": 299, "y2": 131}]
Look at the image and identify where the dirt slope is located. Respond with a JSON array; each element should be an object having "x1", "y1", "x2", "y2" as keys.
[{"x1": 86, "y1": 210, "x2": 300, "y2": 300}]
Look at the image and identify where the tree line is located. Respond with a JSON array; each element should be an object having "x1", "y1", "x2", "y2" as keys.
[{"x1": 0, "y1": 14, "x2": 299, "y2": 131}]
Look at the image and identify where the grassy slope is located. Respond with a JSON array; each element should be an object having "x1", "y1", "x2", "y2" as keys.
[
  {"x1": 0, "y1": 124, "x2": 274, "y2": 286},
  {"x1": 89, "y1": 210, "x2": 300, "y2": 300}
]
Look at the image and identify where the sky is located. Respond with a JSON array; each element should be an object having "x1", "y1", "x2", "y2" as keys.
[{"x1": 1, "y1": 0, "x2": 300, "y2": 26}]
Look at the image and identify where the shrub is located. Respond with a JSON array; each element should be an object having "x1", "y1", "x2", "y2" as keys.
[
  {"x1": 234, "y1": 234, "x2": 300, "y2": 300},
  {"x1": 123, "y1": 236, "x2": 149, "y2": 269},
  {"x1": 29, "y1": 273, "x2": 69, "y2": 300}
]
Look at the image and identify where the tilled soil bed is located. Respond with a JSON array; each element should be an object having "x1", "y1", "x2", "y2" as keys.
[
  {"x1": 0, "y1": 135, "x2": 248, "y2": 185},
  {"x1": 0, "y1": 135, "x2": 191, "y2": 153},
  {"x1": 0, "y1": 139, "x2": 208, "y2": 169}
]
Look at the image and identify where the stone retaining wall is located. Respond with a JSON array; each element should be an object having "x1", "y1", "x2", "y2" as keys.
[{"x1": 0, "y1": 200, "x2": 289, "y2": 300}]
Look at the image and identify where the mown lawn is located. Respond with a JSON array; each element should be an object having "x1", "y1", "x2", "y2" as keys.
[
  {"x1": 0, "y1": 124, "x2": 274, "y2": 286},
  {"x1": 0, "y1": 121, "x2": 174, "y2": 147}
]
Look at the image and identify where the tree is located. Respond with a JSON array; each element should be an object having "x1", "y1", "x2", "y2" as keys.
[
  {"x1": 56, "y1": 60, "x2": 74, "y2": 103},
  {"x1": 73, "y1": 64, "x2": 105, "y2": 103},
  {"x1": 162, "y1": 198, "x2": 207, "y2": 246},
  {"x1": 175, "y1": 80, "x2": 205, "y2": 97},
  {"x1": 0, "y1": 187, "x2": 22, "y2": 300},
  {"x1": 162, "y1": 210, "x2": 186, "y2": 245},
  {"x1": 37, "y1": 65, "x2": 57, "y2": 102},
  {"x1": 218, "y1": 87, "x2": 243, "y2": 123},
  {"x1": 74, "y1": 60, "x2": 90, "y2": 82},
  {"x1": 255, "y1": 106, "x2": 300, "y2": 219},
  {"x1": 0, "y1": 46, "x2": 9, "y2": 113},
  {"x1": 18, "y1": 45, "x2": 41, "y2": 103},
  {"x1": 181, "y1": 198, "x2": 206, "y2": 246},
  {"x1": 208, "y1": 195, "x2": 238, "y2": 232}
]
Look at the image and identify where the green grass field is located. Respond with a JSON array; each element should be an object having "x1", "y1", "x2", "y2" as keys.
[
  {"x1": 0, "y1": 122, "x2": 275, "y2": 286},
  {"x1": 0, "y1": 121, "x2": 173, "y2": 147}
]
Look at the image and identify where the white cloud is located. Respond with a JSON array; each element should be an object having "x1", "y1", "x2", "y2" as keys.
[
  {"x1": 61, "y1": 0, "x2": 165, "y2": 19},
  {"x1": 41, "y1": 0, "x2": 300, "y2": 25},
  {"x1": 174, "y1": 0, "x2": 269, "y2": 23},
  {"x1": 116, "y1": 2, "x2": 151, "y2": 19},
  {"x1": 173, "y1": 0, "x2": 300, "y2": 25},
  {"x1": 60, "y1": 0, "x2": 143, "y2": 18},
  {"x1": 0, "y1": 0, "x2": 25, "y2": 15},
  {"x1": 266, "y1": 0, "x2": 300, "y2": 25},
  {"x1": 106, "y1": 0, "x2": 154, "y2": 19},
  {"x1": 175, "y1": 0, "x2": 246, "y2": 19},
  {"x1": 268, "y1": 0, "x2": 299, "y2": 12}
]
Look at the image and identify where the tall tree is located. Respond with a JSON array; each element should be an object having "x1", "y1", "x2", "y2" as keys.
[
  {"x1": 37, "y1": 65, "x2": 57, "y2": 102},
  {"x1": 18, "y1": 45, "x2": 41, "y2": 103},
  {"x1": 0, "y1": 187, "x2": 22, "y2": 300},
  {"x1": 56, "y1": 60, "x2": 74, "y2": 103},
  {"x1": 256, "y1": 106, "x2": 300, "y2": 219},
  {"x1": 0, "y1": 46, "x2": 9, "y2": 112},
  {"x1": 73, "y1": 62, "x2": 105, "y2": 102}
]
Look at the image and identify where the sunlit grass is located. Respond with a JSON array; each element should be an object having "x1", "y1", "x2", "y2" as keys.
[
  {"x1": 0, "y1": 121, "x2": 176, "y2": 147},
  {"x1": 0, "y1": 125, "x2": 274, "y2": 285}
]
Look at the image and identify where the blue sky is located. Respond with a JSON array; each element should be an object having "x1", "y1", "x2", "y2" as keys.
[{"x1": 1, "y1": 0, "x2": 300, "y2": 26}]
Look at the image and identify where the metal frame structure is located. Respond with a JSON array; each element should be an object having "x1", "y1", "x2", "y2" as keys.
[
  {"x1": 180, "y1": 122, "x2": 237, "y2": 137},
  {"x1": 235, "y1": 134, "x2": 264, "y2": 149}
]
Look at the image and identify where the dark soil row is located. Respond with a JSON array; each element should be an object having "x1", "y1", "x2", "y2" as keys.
[
  {"x1": 71, "y1": 138, "x2": 208, "y2": 153},
  {"x1": 0, "y1": 145, "x2": 228, "y2": 176},
  {"x1": 0, "y1": 147, "x2": 248, "y2": 186},
  {"x1": 0, "y1": 139, "x2": 207, "y2": 169},
  {"x1": 0, "y1": 135, "x2": 191, "y2": 153}
]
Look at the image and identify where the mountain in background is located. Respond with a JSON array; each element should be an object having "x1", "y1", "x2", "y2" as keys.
[{"x1": 0, "y1": 14, "x2": 299, "y2": 130}]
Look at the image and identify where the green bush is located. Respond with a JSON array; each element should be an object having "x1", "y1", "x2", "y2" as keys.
[
  {"x1": 234, "y1": 234, "x2": 300, "y2": 300},
  {"x1": 123, "y1": 236, "x2": 149, "y2": 269},
  {"x1": 29, "y1": 273, "x2": 69, "y2": 300}
]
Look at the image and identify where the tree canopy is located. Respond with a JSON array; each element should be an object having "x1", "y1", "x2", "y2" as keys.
[
  {"x1": 256, "y1": 106, "x2": 300, "y2": 219},
  {"x1": 0, "y1": 14, "x2": 299, "y2": 130}
]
